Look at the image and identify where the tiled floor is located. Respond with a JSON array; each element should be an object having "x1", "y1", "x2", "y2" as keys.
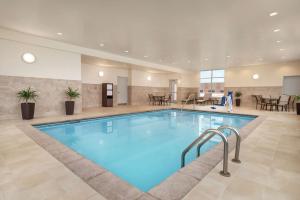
[{"x1": 0, "y1": 105, "x2": 299, "y2": 200}]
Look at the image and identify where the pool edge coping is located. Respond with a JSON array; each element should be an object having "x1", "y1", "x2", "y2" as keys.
[{"x1": 19, "y1": 108, "x2": 266, "y2": 200}]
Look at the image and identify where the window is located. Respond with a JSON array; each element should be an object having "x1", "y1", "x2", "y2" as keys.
[{"x1": 200, "y1": 69, "x2": 225, "y2": 96}]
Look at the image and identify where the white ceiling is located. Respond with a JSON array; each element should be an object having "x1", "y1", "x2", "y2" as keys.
[{"x1": 0, "y1": 0, "x2": 300, "y2": 71}]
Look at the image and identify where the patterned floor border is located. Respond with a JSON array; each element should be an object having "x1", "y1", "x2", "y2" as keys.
[{"x1": 18, "y1": 108, "x2": 266, "y2": 200}]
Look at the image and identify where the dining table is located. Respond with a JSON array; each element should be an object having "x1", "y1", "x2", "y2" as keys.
[
  {"x1": 261, "y1": 97, "x2": 279, "y2": 111},
  {"x1": 152, "y1": 95, "x2": 166, "y2": 105}
]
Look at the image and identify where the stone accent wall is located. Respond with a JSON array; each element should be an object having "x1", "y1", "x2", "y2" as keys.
[
  {"x1": 0, "y1": 75, "x2": 82, "y2": 120},
  {"x1": 224, "y1": 86, "x2": 282, "y2": 107},
  {"x1": 128, "y1": 86, "x2": 169, "y2": 105},
  {"x1": 82, "y1": 83, "x2": 118, "y2": 109}
]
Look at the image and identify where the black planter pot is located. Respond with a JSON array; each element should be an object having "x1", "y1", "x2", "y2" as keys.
[
  {"x1": 65, "y1": 101, "x2": 75, "y2": 115},
  {"x1": 21, "y1": 103, "x2": 35, "y2": 120},
  {"x1": 235, "y1": 99, "x2": 241, "y2": 107},
  {"x1": 297, "y1": 103, "x2": 300, "y2": 115}
]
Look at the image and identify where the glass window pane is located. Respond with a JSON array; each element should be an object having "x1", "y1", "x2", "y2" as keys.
[
  {"x1": 200, "y1": 78, "x2": 211, "y2": 83},
  {"x1": 200, "y1": 70, "x2": 212, "y2": 79},
  {"x1": 212, "y1": 77, "x2": 224, "y2": 83},
  {"x1": 212, "y1": 70, "x2": 224, "y2": 78}
]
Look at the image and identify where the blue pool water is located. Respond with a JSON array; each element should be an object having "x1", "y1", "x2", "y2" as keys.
[{"x1": 35, "y1": 109, "x2": 255, "y2": 191}]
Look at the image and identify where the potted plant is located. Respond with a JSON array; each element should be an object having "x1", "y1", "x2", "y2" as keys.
[
  {"x1": 17, "y1": 87, "x2": 38, "y2": 120},
  {"x1": 296, "y1": 95, "x2": 300, "y2": 115},
  {"x1": 235, "y1": 91, "x2": 242, "y2": 107},
  {"x1": 65, "y1": 87, "x2": 80, "y2": 115}
]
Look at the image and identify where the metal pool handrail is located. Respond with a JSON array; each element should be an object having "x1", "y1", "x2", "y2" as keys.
[
  {"x1": 217, "y1": 126, "x2": 241, "y2": 163},
  {"x1": 181, "y1": 129, "x2": 230, "y2": 177},
  {"x1": 196, "y1": 125, "x2": 241, "y2": 163}
]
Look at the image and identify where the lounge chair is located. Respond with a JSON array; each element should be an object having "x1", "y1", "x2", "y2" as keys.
[{"x1": 181, "y1": 94, "x2": 196, "y2": 104}]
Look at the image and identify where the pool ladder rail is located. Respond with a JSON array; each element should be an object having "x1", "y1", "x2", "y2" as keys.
[{"x1": 181, "y1": 126, "x2": 241, "y2": 177}]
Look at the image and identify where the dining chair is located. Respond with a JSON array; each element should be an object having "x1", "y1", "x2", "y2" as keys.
[
  {"x1": 289, "y1": 96, "x2": 296, "y2": 112},
  {"x1": 276, "y1": 95, "x2": 291, "y2": 111},
  {"x1": 253, "y1": 95, "x2": 267, "y2": 110}
]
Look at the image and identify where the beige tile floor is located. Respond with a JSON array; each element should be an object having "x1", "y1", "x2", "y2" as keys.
[{"x1": 0, "y1": 104, "x2": 299, "y2": 200}]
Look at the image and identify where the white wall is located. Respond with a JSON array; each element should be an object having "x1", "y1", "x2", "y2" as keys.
[
  {"x1": 0, "y1": 39, "x2": 81, "y2": 80},
  {"x1": 81, "y1": 65, "x2": 200, "y2": 88},
  {"x1": 130, "y1": 69, "x2": 169, "y2": 87},
  {"x1": 81, "y1": 64, "x2": 129, "y2": 84},
  {"x1": 168, "y1": 73, "x2": 200, "y2": 88},
  {"x1": 225, "y1": 61, "x2": 300, "y2": 87}
]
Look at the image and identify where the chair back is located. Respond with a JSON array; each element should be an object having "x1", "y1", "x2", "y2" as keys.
[
  {"x1": 279, "y1": 95, "x2": 290, "y2": 103},
  {"x1": 148, "y1": 94, "x2": 153, "y2": 101},
  {"x1": 290, "y1": 95, "x2": 295, "y2": 104},
  {"x1": 257, "y1": 95, "x2": 264, "y2": 103}
]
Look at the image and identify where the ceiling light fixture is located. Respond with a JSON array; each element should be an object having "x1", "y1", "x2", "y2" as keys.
[
  {"x1": 276, "y1": 40, "x2": 281, "y2": 43},
  {"x1": 226, "y1": 56, "x2": 231, "y2": 58},
  {"x1": 57, "y1": 32, "x2": 63, "y2": 36},
  {"x1": 204, "y1": 58, "x2": 208, "y2": 61},
  {"x1": 273, "y1": 29, "x2": 280, "y2": 32},
  {"x1": 187, "y1": 60, "x2": 191, "y2": 63},
  {"x1": 252, "y1": 74, "x2": 259, "y2": 80},
  {"x1": 144, "y1": 55, "x2": 148, "y2": 58},
  {"x1": 269, "y1": 12, "x2": 278, "y2": 17},
  {"x1": 98, "y1": 71, "x2": 104, "y2": 77},
  {"x1": 279, "y1": 48, "x2": 285, "y2": 51},
  {"x1": 99, "y1": 43, "x2": 105, "y2": 47},
  {"x1": 124, "y1": 50, "x2": 129, "y2": 53},
  {"x1": 22, "y1": 53, "x2": 36, "y2": 64},
  {"x1": 147, "y1": 76, "x2": 152, "y2": 81}
]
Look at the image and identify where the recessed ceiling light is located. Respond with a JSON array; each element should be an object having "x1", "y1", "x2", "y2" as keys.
[
  {"x1": 204, "y1": 58, "x2": 208, "y2": 61},
  {"x1": 252, "y1": 74, "x2": 259, "y2": 80},
  {"x1": 22, "y1": 53, "x2": 36, "y2": 64},
  {"x1": 276, "y1": 40, "x2": 281, "y2": 43},
  {"x1": 147, "y1": 76, "x2": 152, "y2": 81},
  {"x1": 273, "y1": 29, "x2": 280, "y2": 32},
  {"x1": 57, "y1": 32, "x2": 63, "y2": 36},
  {"x1": 99, "y1": 43, "x2": 105, "y2": 47},
  {"x1": 226, "y1": 56, "x2": 231, "y2": 58},
  {"x1": 281, "y1": 56, "x2": 286, "y2": 59},
  {"x1": 144, "y1": 55, "x2": 148, "y2": 58},
  {"x1": 258, "y1": 58, "x2": 263, "y2": 61},
  {"x1": 279, "y1": 48, "x2": 285, "y2": 51},
  {"x1": 269, "y1": 12, "x2": 278, "y2": 17},
  {"x1": 187, "y1": 60, "x2": 191, "y2": 63},
  {"x1": 124, "y1": 50, "x2": 129, "y2": 53},
  {"x1": 98, "y1": 71, "x2": 104, "y2": 77}
]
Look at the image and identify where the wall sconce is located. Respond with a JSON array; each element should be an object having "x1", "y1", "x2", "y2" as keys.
[
  {"x1": 99, "y1": 71, "x2": 104, "y2": 77},
  {"x1": 252, "y1": 74, "x2": 259, "y2": 80},
  {"x1": 22, "y1": 53, "x2": 36, "y2": 64},
  {"x1": 147, "y1": 76, "x2": 151, "y2": 81}
]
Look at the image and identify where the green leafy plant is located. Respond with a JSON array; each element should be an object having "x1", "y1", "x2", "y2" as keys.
[
  {"x1": 65, "y1": 87, "x2": 80, "y2": 101},
  {"x1": 17, "y1": 87, "x2": 38, "y2": 103},
  {"x1": 235, "y1": 91, "x2": 242, "y2": 98},
  {"x1": 295, "y1": 95, "x2": 300, "y2": 102}
]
